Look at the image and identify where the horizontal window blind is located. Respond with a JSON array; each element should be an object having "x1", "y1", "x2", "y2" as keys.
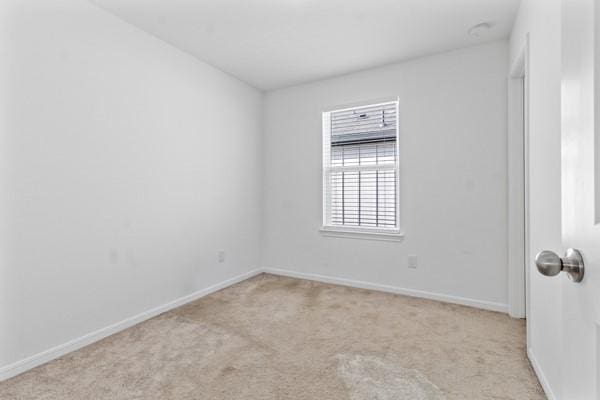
[{"x1": 323, "y1": 101, "x2": 398, "y2": 230}]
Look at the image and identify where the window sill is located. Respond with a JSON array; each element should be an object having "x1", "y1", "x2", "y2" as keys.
[{"x1": 319, "y1": 226, "x2": 404, "y2": 242}]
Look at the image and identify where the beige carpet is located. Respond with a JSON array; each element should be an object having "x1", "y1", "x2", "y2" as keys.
[{"x1": 0, "y1": 274, "x2": 545, "y2": 399}]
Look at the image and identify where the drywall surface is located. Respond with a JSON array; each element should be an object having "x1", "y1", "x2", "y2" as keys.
[
  {"x1": 0, "y1": 0, "x2": 262, "y2": 369},
  {"x1": 510, "y1": 0, "x2": 562, "y2": 398},
  {"x1": 262, "y1": 41, "x2": 509, "y2": 308}
]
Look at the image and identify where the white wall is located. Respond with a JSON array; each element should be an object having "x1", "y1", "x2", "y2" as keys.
[
  {"x1": 510, "y1": 0, "x2": 562, "y2": 398},
  {"x1": 0, "y1": 1, "x2": 516, "y2": 380},
  {"x1": 0, "y1": 0, "x2": 262, "y2": 370},
  {"x1": 262, "y1": 41, "x2": 509, "y2": 309}
]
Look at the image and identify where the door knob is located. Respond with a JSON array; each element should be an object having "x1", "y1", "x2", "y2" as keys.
[{"x1": 535, "y1": 248, "x2": 585, "y2": 282}]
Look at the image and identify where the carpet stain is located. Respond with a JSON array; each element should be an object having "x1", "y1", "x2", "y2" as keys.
[
  {"x1": 0, "y1": 274, "x2": 545, "y2": 400},
  {"x1": 337, "y1": 354, "x2": 446, "y2": 400}
]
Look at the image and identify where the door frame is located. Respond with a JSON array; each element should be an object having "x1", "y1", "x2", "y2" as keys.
[{"x1": 508, "y1": 36, "x2": 530, "y2": 320}]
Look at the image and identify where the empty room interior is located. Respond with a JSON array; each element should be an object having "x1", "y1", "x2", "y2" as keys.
[{"x1": 1, "y1": 0, "x2": 599, "y2": 399}]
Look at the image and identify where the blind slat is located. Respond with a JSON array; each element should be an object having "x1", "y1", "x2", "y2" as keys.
[{"x1": 324, "y1": 101, "x2": 398, "y2": 230}]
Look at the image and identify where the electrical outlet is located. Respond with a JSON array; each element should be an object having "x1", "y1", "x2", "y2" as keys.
[
  {"x1": 408, "y1": 255, "x2": 418, "y2": 269},
  {"x1": 218, "y1": 251, "x2": 226, "y2": 263}
]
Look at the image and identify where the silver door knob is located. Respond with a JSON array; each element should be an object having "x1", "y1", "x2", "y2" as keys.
[{"x1": 535, "y1": 248, "x2": 585, "y2": 282}]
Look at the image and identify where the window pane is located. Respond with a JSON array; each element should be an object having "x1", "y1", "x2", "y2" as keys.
[
  {"x1": 329, "y1": 169, "x2": 396, "y2": 228},
  {"x1": 330, "y1": 141, "x2": 396, "y2": 167},
  {"x1": 325, "y1": 101, "x2": 398, "y2": 230}
]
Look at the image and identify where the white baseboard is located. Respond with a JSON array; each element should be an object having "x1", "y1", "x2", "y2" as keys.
[
  {"x1": 263, "y1": 268, "x2": 508, "y2": 313},
  {"x1": 1, "y1": 267, "x2": 509, "y2": 382},
  {"x1": 527, "y1": 347, "x2": 556, "y2": 400},
  {"x1": 0, "y1": 268, "x2": 263, "y2": 382}
]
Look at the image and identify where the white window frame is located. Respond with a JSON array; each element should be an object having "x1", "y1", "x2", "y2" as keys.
[{"x1": 320, "y1": 98, "x2": 403, "y2": 241}]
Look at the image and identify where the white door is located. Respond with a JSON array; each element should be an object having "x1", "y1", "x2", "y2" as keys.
[{"x1": 551, "y1": 0, "x2": 600, "y2": 397}]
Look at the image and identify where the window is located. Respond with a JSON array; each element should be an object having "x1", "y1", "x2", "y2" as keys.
[{"x1": 322, "y1": 100, "x2": 401, "y2": 237}]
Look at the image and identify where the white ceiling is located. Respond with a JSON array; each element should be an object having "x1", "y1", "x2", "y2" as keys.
[{"x1": 91, "y1": 0, "x2": 520, "y2": 91}]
